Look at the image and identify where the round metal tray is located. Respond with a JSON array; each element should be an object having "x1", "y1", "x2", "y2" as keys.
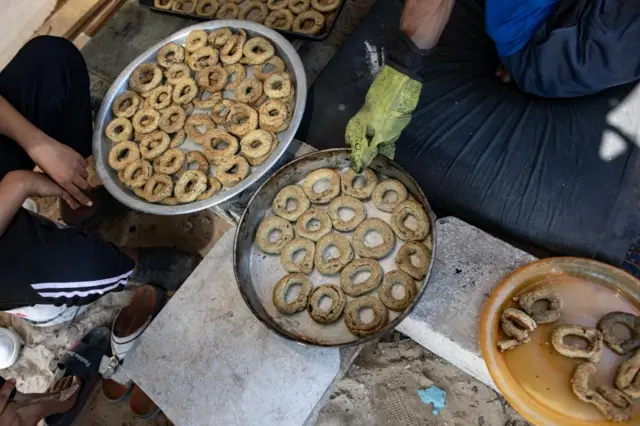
[
  {"x1": 234, "y1": 149, "x2": 437, "y2": 347},
  {"x1": 93, "y1": 20, "x2": 307, "y2": 215}
]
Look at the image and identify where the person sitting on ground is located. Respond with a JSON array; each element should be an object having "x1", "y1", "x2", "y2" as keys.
[
  {"x1": 0, "y1": 377, "x2": 79, "y2": 426},
  {"x1": 0, "y1": 36, "x2": 200, "y2": 323}
]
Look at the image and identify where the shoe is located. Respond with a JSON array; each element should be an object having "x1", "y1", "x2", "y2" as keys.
[{"x1": 0, "y1": 328, "x2": 21, "y2": 369}]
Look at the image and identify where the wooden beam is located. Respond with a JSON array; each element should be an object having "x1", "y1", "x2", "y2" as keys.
[
  {"x1": 79, "y1": 0, "x2": 126, "y2": 37},
  {"x1": 36, "y1": 0, "x2": 108, "y2": 38}
]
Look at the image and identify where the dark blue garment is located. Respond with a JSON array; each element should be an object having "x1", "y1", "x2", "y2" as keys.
[{"x1": 485, "y1": 0, "x2": 560, "y2": 57}]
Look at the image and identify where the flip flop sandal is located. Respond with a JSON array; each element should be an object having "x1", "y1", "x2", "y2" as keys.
[
  {"x1": 129, "y1": 385, "x2": 161, "y2": 419},
  {"x1": 44, "y1": 325, "x2": 111, "y2": 426}
]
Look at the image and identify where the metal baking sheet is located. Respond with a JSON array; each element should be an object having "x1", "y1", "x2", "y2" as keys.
[
  {"x1": 93, "y1": 20, "x2": 307, "y2": 215},
  {"x1": 234, "y1": 149, "x2": 437, "y2": 347},
  {"x1": 138, "y1": 0, "x2": 346, "y2": 42}
]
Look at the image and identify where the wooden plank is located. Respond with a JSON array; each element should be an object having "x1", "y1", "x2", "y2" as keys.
[
  {"x1": 36, "y1": 0, "x2": 108, "y2": 38},
  {"x1": 80, "y1": 0, "x2": 126, "y2": 36}
]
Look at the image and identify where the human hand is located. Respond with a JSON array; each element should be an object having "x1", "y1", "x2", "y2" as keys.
[
  {"x1": 9, "y1": 170, "x2": 81, "y2": 210},
  {"x1": 345, "y1": 66, "x2": 422, "y2": 172},
  {"x1": 26, "y1": 136, "x2": 91, "y2": 207},
  {"x1": 0, "y1": 379, "x2": 22, "y2": 426}
]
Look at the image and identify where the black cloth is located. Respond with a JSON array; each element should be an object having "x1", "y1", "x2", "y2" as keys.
[
  {"x1": 297, "y1": 0, "x2": 640, "y2": 266},
  {"x1": 504, "y1": 0, "x2": 640, "y2": 98},
  {"x1": 0, "y1": 36, "x2": 134, "y2": 311}
]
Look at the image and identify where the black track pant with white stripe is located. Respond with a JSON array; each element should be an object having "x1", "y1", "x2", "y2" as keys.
[{"x1": 0, "y1": 36, "x2": 135, "y2": 311}]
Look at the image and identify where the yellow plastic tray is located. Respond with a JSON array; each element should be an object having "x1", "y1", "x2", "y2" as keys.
[{"x1": 480, "y1": 257, "x2": 640, "y2": 425}]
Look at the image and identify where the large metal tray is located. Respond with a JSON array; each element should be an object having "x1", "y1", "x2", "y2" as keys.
[
  {"x1": 234, "y1": 149, "x2": 438, "y2": 347},
  {"x1": 93, "y1": 20, "x2": 307, "y2": 215},
  {"x1": 138, "y1": 0, "x2": 347, "y2": 42}
]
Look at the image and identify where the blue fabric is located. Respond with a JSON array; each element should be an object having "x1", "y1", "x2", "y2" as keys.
[{"x1": 485, "y1": 0, "x2": 560, "y2": 57}]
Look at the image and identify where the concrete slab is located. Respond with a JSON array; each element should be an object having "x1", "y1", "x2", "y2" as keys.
[
  {"x1": 124, "y1": 229, "x2": 344, "y2": 426},
  {"x1": 397, "y1": 217, "x2": 537, "y2": 389}
]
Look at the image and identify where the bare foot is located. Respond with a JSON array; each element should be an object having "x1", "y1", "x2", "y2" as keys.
[
  {"x1": 14, "y1": 376, "x2": 80, "y2": 426},
  {"x1": 495, "y1": 63, "x2": 512, "y2": 83}
]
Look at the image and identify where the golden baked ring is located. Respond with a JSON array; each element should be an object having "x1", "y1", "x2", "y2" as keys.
[
  {"x1": 220, "y1": 31, "x2": 246, "y2": 64},
  {"x1": 225, "y1": 103, "x2": 258, "y2": 137},
  {"x1": 280, "y1": 237, "x2": 315, "y2": 274},
  {"x1": 501, "y1": 308, "x2": 536, "y2": 342},
  {"x1": 112, "y1": 91, "x2": 142, "y2": 118},
  {"x1": 172, "y1": 78, "x2": 198, "y2": 104},
  {"x1": 327, "y1": 195, "x2": 366, "y2": 232},
  {"x1": 143, "y1": 173, "x2": 173, "y2": 203},
  {"x1": 272, "y1": 273, "x2": 311, "y2": 314},
  {"x1": 193, "y1": 90, "x2": 222, "y2": 110},
  {"x1": 165, "y1": 63, "x2": 191, "y2": 84},
  {"x1": 154, "y1": 0, "x2": 173, "y2": 9},
  {"x1": 391, "y1": 200, "x2": 430, "y2": 241},
  {"x1": 186, "y1": 30, "x2": 208, "y2": 53},
  {"x1": 188, "y1": 46, "x2": 219, "y2": 71},
  {"x1": 288, "y1": 0, "x2": 310, "y2": 14},
  {"x1": 311, "y1": 0, "x2": 340, "y2": 12},
  {"x1": 295, "y1": 207, "x2": 332, "y2": 241},
  {"x1": 372, "y1": 179, "x2": 408, "y2": 212},
  {"x1": 156, "y1": 42, "x2": 185, "y2": 68},
  {"x1": 259, "y1": 99, "x2": 289, "y2": 132},
  {"x1": 240, "y1": 129, "x2": 272, "y2": 159},
  {"x1": 172, "y1": 0, "x2": 197, "y2": 13},
  {"x1": 216, "y1": 155, "x2": 249, "y2": 187},
  {"x1": 159, "y1": 105, "x2": 187, "y2": 134},
  {"x1": 341, "y1": 168, "x2": 378, "y2": 200},
  {"x1": 216, "y1": 2, "x2": 239, "y2": 18},
  {"x1": 196, "y1": 0, "x2": 219, "y2": 16},
  {"x1": 344, "y1": 296, "x2": 388, "y2": 337},
  {"x1": 255, "y1": 215, "x2": 295, "y2": 254},
  {"x1": 105, "y1": 117, "x2": 133, "y2": 143},
  {"x1": 292, "y1": 10, "x2": 324, "y2": 34},
  {"x1": 140, "y1": 131, "x2": 170, "y2": 159},
  {"x1": 267, "y1": 0, "x2": 288, "y2": 10},
  {"x1": 239, "y1": 1, "x2": 268, "y2": 23},
  {"x1": 242, "y1": 37, "x2": 275, "y2": 65},
  {"x1": 395, "y1": 241, "x2": 431, "y2": 280},
  {"x1": 132, "y1": 108, "x2": 160, "y2": 134},
  {"x1": 185, "y1": 113, "x2": 215, "y2": 143},
  {"x1": 196, "y1": 65, "x2": 226, "y2": 92},
  {"x1": 340, "y1": 258, "x2": 383, "y2": 297},
  {"x1": 615, "y1": 349, "x2": 640, "y2": 399},
  {"x1": 161, "y1": 196, "x2": 179, "y2": 205},
  {"x1": 129, "y1": 63, "x2": 163, "y2": 94},
  {"x1": 174, "y1": 170, "x2": 208, "y2": 203},
  {"x1": 208, "y1": 27, "x2": 232, "y2": 47},
  {"x1": 147, "y1": 85, "x2": 173, "y2": 110},
  {"x1": 235, "y1": 78, "x2": 263, "y2": 104},
  {"x1": 170, "y1": 129, "x2": 187, "y2": 148},
  {"x1": 272, "y1": 185, "x2": 310, "y2": 222},
  {"x1": 516, "y1": 287, "x2": 563, "y2": 324},
  {"x1": 497, "y1": 339, "x2": 523, "y2": 352},
  {"x1": 185, "y1": 151, "x2": 209, "y2": 174},
  {"x1": 202, "y1": 129, "x2": 239, "y2": 164},
  {"x1": 122, "y1": 159, "x2": 153, "y2": 188},
  {"x1": 108, "y1": 141, "x2": 140, "y2": 170},
  {"x1": 210, "y1": 99, "x2": 235, "y2": 124},
  {"x1": 552, "y1": 324, "x2": 603, "y2": 362},
  {"x1": 598, "y1": 312, "x2": 640, "y2": 355},
  {"x1": 183, "y1": 101, "x2": 195, "y2": 115},
  {"x1": 301, "y1": 168, "x2": 341, "y2": 204},
  {"x1": 351, "y1": 218, "x2": 396, "y2": 259},
  {"x1": 246, "y1": 132, "x2": 278, "y2": 166},
  {"x1": 307, "y1": 284, "x2": 346, "y2": 324},
  {"x1": 197, "y1": 176, "x2": 223, "y2": 201},
  {"x1": 253, "y1": 56, "x2": 286, "y2": 81},
  {"x1": 223, "y1": 63, "x2": 246, "y2": 91},
  {"x1": 379, "y1": 270, "x2": 417, "y2": 311},
  {"x1": 314, "y1": 233, "x2": 353, "y2": 275},
  {"x1": 263, "y1": 72, "x2": 292, "y2": 99},
  {"x1": 153, "y1": 148, "x2": 185, "y2": 174},
  {"x1": 572, "y1": 362, "x2": 633, "y2": 423},
  {"x1": 265, "y1": 9, "x2": 294, "y2": 31}
]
